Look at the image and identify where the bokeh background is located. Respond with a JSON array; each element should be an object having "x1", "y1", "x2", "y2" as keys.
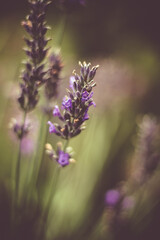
[{"x1": 1, "y1": 0, "x2": 160, "y2": 239}]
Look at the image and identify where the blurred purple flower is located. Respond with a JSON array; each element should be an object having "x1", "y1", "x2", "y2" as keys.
[
  {"x1": 45, "y1": 53, "x2": 63, "y2": 101},
  {"x1": 9, "y1": 118, "x2": 31, "y2": 140},
  {"x1": 9, "y1": 114, "x2": 39, "y2": 155},
  {"x1": 105, "y1": 189, "x2": 120, "y2": 206}
]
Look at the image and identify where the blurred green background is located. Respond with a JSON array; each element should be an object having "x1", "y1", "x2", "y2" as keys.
[{"x1": 1, "y1": 0, "x2": 160, "y2": 240}]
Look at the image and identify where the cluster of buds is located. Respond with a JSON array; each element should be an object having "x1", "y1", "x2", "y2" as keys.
[
  {"x1": 9, "y1": 118, "x2": 31, "y2": 140},
  {"x1": 45, "y1": 53, "x2": 63, "y2": 101},
  {"x1": 48, "y1": 62, "x2": 99, "y2": 139},
  {"x1": 45, "y1": 142, "x2": 75, "y2": 167},
  {"x1": 18, "y1": 0, "x2": 51, "y2": 112}
]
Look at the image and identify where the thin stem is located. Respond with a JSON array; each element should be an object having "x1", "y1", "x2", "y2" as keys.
[
  {"x1": 35, "y1": 114, "x2": 50, "y2": 186},
  {"x1": 46, "y1": 165, "x2": 60, "y2": 219},
  {"x1": 29, "y1": 113, "x2": 48, "y2": 189},
  {"x1": 39, "y1": 165, "x2": 60, "y2": 239},
  {"x1": 15, "y1": 111, "x2": 27, "y2": 204},
  {"x1": 64, "y1": 139, "x2": 69, "y2": 151}
]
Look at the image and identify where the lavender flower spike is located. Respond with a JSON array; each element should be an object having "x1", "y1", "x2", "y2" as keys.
[
  {"x1": 45, "y1": 53, "x2": 63, "y2": 100},
  {"x1": 48, "y1": 62, "x2": 99, "y2": 139},
  {"x1": 132, "y1": 115, "x2": 160, "y2": 183},
  {"x1": 18, "y1": 0, "x2": 51, "y2": 112}
]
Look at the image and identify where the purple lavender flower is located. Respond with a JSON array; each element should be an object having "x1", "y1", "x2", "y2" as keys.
[
  {"x1": 69, "y1": 76, "x2": 75, "y2": 90},
  {"x1": 18, "y1": 0, "x2": 51, "y2": 112},
  {"x1": 53, "y1": 105, "x2": 61, "y2": 117},
  {"x1": 88, "y1": 101, "x2": 96, "y2": 107},
  {"x1": 82, "y1": 90, "x2": 93, "y2": 102},
  {"x1": 83, "y1": 110, "x2": 89, "y2": 121},
  {"x1": 105, "y1": 189, "x2": 120, "y2": 207},
  {"x1": 48, "y1": 62, "x2": 98, "y2": 139},
  {"x1": 48, "y1": 121, "x2": 56, "y2": 133},
  {"x1": 45, "y1": 142, "x2": 75, "y2": 167},
  {"x1": 58, "y1": 150, "x2": 70, "y2": 167},
  {"x1": 9, "y1": 118, "x2": 31, "y2": 139},
  {"x1": 62, "y1": 96, "x2": 72, "y2": 110},
  {"x1": 9, "y1": 115, "x2": 40, "y2": 154}
]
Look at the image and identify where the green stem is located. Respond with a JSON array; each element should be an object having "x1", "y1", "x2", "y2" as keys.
[
  {"x1": 40, "y1": 139, "x2": 69, "y2": 237},
  {"x1": 64, "y1": 139, "x2": 69, "y2": 151},
  {"x1": 39, "y1": 165, "x2": 60, "y2": 239},
  {"x1": 45, "y1": 139, "x2": 69, "y2": 216},
  {"x1": 15, "y1": 111, "x2": 27, "y2": 204},
  {"x1": 46, "y1": 166, "x2": 60, "y2": 218},
  {"x1": 30, "y1": 113, "x2": 48, "y2": 185},
  {"x1": 35, "y1": 114, "x2": 49, "y2": 186}
]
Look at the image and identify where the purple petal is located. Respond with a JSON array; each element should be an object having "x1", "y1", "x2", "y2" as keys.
[
  {"x1": 83, "y1": 110, "x2": 89, "y2": 121},
  {"x1": 88, "y1": 101, "x2": 96, "y2": 107},
  {"x1": 82, "y1": 91, "x2": 94, "y2": 102},
  {"x1": 62, "y1": 96, "x2": 72, "y2": 110},
  {"x1": 53, "y1": 105, "x2": 61, "y2": 117},
  {"x1": 48, "y1": 121, "x2": 56, "y2": 133},
  {"x1": 69, "y1": 76, "x2": 75, "y2": 90},
  {"x1": 105, "y1": 189, "x2": 120, "y2": 206},
  {"x1": 58, "y1": 150, "x2": 70, "y2": 167}
]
